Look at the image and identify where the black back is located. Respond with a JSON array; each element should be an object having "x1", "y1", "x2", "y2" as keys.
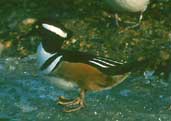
[{"x1": 40, "y1": 49, "x2": 127, "y2": 75}]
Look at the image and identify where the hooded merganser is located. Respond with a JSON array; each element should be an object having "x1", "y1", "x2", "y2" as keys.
[
  {"x1": 104, "y1": 0, "x2": 150, "y2": 27},
  {"x1": 36, "y1": 20, "x2": 131, "y2": 112}
]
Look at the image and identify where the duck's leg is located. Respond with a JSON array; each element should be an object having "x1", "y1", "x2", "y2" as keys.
[
  {"x1": 114, "y1": 13, "x2": 122, "y2": 27},
  {"x1": 126, "y1": 11, "x2": 144, "y2": 29},
  {"x1": 138, "y1": 11, "x2": 143, "y2": 24},
  {"x1": 57, "y1": 89, "x2": 86, "y2": 112}
]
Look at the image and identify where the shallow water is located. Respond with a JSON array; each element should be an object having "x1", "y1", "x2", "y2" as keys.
[{"x1": 0, "y1": 56, "x2": 171, "y2": 121}]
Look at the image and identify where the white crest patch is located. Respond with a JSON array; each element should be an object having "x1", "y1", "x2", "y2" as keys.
[{"x1": 42, "y1": 23, "x2": 67, "y2": 38}]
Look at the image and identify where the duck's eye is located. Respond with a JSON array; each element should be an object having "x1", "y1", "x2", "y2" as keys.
[{"x1": 42, "y1": 23, "x2": 67, "y2": 38}]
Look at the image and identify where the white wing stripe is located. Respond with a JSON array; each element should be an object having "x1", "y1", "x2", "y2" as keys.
[
  {"x1": 89, "y1": 60, "x2": 109, "y2": 68},
  {"x1": 93, "y1": 58, "x2": 116, "y2": 66},
  {"x1": 97, "y1": 57, "x2": 123, "y2": 64}
]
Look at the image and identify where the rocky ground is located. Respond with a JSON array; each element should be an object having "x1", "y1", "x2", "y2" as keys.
[{"x1": 0, "y1": 0, "x2": 171, "y2": 120}]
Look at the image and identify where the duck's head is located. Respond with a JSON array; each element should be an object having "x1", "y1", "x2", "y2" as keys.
[
  {"x1": 34, "y1": 19, "x2": 72, "y2": 54},
  {"x1": 35, "y1": 19, "x2": 72, "y2": 70}
]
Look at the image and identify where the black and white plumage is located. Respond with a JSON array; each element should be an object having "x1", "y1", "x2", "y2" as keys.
[
  {"x1": 37, "y1": 21, "x2": 127, "y2": 75},
  {"x1": 36, "y1": 21, "x2": 131, "y2": 112},
  {"x1": 37, "y1": 21, "x2": 67, "y2": 74},
  {"x1": 38, "y1": 47, "x2": 126, "y2": 75}
]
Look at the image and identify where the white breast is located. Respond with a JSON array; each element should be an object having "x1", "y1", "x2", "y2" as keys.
[
  {"x1": 37, "y1": 43, "x2": 63, "y2": 74},
  {"x1": 37, "y1": 43, "x2": 54, "y2": 67},
  {"x1": 44, "y1": 76, "x2": 78, "y2": 91}
]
